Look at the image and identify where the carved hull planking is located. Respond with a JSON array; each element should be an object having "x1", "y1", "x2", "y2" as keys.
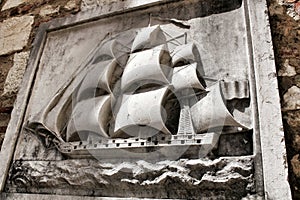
[{"x1": 58, "y1": 132, "x2": 219, "y2": 161}]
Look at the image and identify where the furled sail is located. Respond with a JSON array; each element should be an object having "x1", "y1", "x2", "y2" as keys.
[
  {"x1": 66, "y1": 95, "x2": 111, "y2": 142},
  {"x1": 121, "y1": 44, "x2": 172, "y2": 92},
  {"x1": 191, "y1": 81, "x2": 250, "y2": 133},
  {"x1": 113, "y1": 86, "x2": 172, "y2": 138}
]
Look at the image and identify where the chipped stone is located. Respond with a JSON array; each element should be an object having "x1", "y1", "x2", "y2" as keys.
[
  {"x1": 287, "y1": 4, "x2": 300, "y2": 20},
  {"x1": 295, "y1": 2, "x2": 300, "y2": 16},
  {"x1": 278, "y1": 59, "x2": 297, "y2": 76},
  {"x1": 0, "y1": 16, "x2": 34, "y2": 56},
  {"x1": 284, "y1": 110, "x2": 300, "y2": 127},
  {"x1": 39, "y1": 5, "x2": 59, "y2": 17},
  {"x1": 0, "y1": 113, "x2": 11, "y2": 127},
  {"x1": 1, "y1": 0, "x2": 24, "y2": 10},
  {"x1": 269, "y1": 3, "x2": 285, "y2": 16},
  {"x1": 2, "y1": 51, "x2": 30, "y2": 97},
  {"x1": 64, "y1": 0, "x2": 78, "y2": 11},
  {"x1": 291, "y1": 154, "x2": 300, "y2": 178},
  {"x1": 283, "y1": 86, "x2": 300, "y2": 111}
]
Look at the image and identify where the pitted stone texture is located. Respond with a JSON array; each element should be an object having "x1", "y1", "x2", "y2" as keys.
[
  {"x1": 64, "y1": 0, "x2": 80, "y2": 11},
  {"x1": 81, "y1": 0, "x2": 162, "y2": 12},
  {"x1": 291, "y1": 154, "x2": 300, "y2": 178},
  {"x1": 278, "y1": 59, "x2": 297, "y2": 77},
  {"x1": 39, "y1": 5, "x2": 59, "y2": 17},
  {"x1": 0, "y1": 16, "x2": 34, "y2": 56},
  {"x1": 1, "y1": 0, "x2": 23, "y2": 10},
  {"x1": 1, "y1": 0, "x2": 39, "y2": 10},
  {"x1": 283, "y1": 86, "x2": 300, "y2": 111},
  {"x1": 81, "y1": 0, "x2": 117, "y2": 11},
  {"x1": 2, "y1": 52, "x2": 29, "y2": 97},
  {"x1": 8, "y1": 157, "x2": 254, "y2": 199},
  {"x1": 1, "y1": 0, "x2": 43, "y2": 11}
]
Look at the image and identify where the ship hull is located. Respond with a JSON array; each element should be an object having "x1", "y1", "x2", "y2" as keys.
[{"x1": 58, "y1": 132, "x2": 219, "y2": 161}]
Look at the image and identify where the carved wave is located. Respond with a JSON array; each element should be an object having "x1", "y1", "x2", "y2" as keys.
[{"x1": 8, "y1": 156, "x2": 255, "y2": 199}]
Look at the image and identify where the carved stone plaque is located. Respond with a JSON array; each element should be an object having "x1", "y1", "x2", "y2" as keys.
[{"x1": 0, "y1": 0, "x2": 292, "y2": 199}]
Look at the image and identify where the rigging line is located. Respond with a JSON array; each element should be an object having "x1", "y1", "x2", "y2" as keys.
[
  {"x1": 202, "y1": 76, "x2": 218, "y2": 81},
  {"x1": 165, "y1": 32, "x2": 186, "y2": 46},
  {"x1": 172, "y1": 63, "x2": 193, "y2": 74}
]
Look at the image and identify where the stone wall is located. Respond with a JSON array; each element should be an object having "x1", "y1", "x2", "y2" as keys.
[
  {"x1": 268, "y1": 0, "x2": 300, "y2": 199},
  {"x1": 0, "y1": 0, "x2": 299, "y2": 199}
]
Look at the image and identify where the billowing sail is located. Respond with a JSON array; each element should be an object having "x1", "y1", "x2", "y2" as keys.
[
  {"x1": 121, "y1": 44, "x2": 172, "y2": 91},
  {"x1": 191, "y1": 81, "x2": 250, "y2": 133},
  {"x1": 171, "y1": 63, "x2": 205, "y2": 91},
  {"x1": 75, "y1": 60, "x2": 118, "y2": 101},
  {"x1": 171, "y1": 43, "x2": 201, "y2": 67},
  {"x1": 25, "y1": 24, "x2": 253, "y2": 161},
  {"x1": 66, "y1": 95, "x2": 111, "y2": 141},
  {"x1": 131, "y1": 25, "x2": 166, "y2": 53},
  {"x1": 113, "y1": 86, "x2": 172, "y2": 138},
  {"x1": 91, "y1": 38, "x2": 132, "y2": 67}
]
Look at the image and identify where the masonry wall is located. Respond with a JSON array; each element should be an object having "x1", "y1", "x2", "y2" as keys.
[{"x1": 0, "y1": 0, "x2": 299, "y2": 198}]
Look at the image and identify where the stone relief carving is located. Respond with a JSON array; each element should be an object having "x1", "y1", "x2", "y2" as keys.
[
  {"x1": 8, "y1": 157, "x2": 254, "y2": 199},
  {"x1": 24, "y1": 24, "x2": 252, "y2": 161},
  {"x1": 1, "y1": 0, "x2": 291, "y2": 198}
]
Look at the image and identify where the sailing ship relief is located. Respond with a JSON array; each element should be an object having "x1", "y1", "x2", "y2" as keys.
[{"x1": 25, "y1": 25, "x2": 252, "y2": 161}]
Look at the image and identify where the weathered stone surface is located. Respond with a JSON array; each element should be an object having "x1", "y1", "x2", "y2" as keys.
[
  {"x1": 278, "y1": 59, "x2": 297, "y2": 76},
  {"x1": 283, "y1": 111, "x2": 300, "y2": 151},
  {"x1": 283, "y1": 86, "x2": 300, "y2": 111},
  {"x1": 81, "y1": 0, "x2": 117, "y2": 11},
  {"x1": 0, "y1": 55, "x2": 13, "y2": 95},
  {"x1": 8, "y1": 157, "x2": 254, "y2": 199},
  {"x1": 2, "y1": 52, "x2": 29, "y2": 97},
  {"x1": 64, "y1": 0, "x2": 79, "y2": 11},
  {"x1": 284, "y1": 110, "x2": 300, "y2": 127},
  {"x1": 81, "y1": 0, "x2": 165, "y2": 12},
  {"x1": 39, "y1": 5, "x2": 59, "y2": 17},
  {"x1": 0, "y1": 16, "x2": 34, "y2": 56},
  {"x1": 291, "y1": 154, "x2": 300, "y2": 178},
  {"x1": 278, "y1": 0, "x2": 300, "y2": 20},
  {"x1": 1, "y1": 0, "x2": 23, "y2": 10},
  {"x1": 1, "y1": 0, "x2": 42, "y2": 11},
  {"x1": 0, "y1": 0, "x2": 286, "y2": 199},
  {"x1": 0, "y1": 113, "x2": 11, "y2": 127}
]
